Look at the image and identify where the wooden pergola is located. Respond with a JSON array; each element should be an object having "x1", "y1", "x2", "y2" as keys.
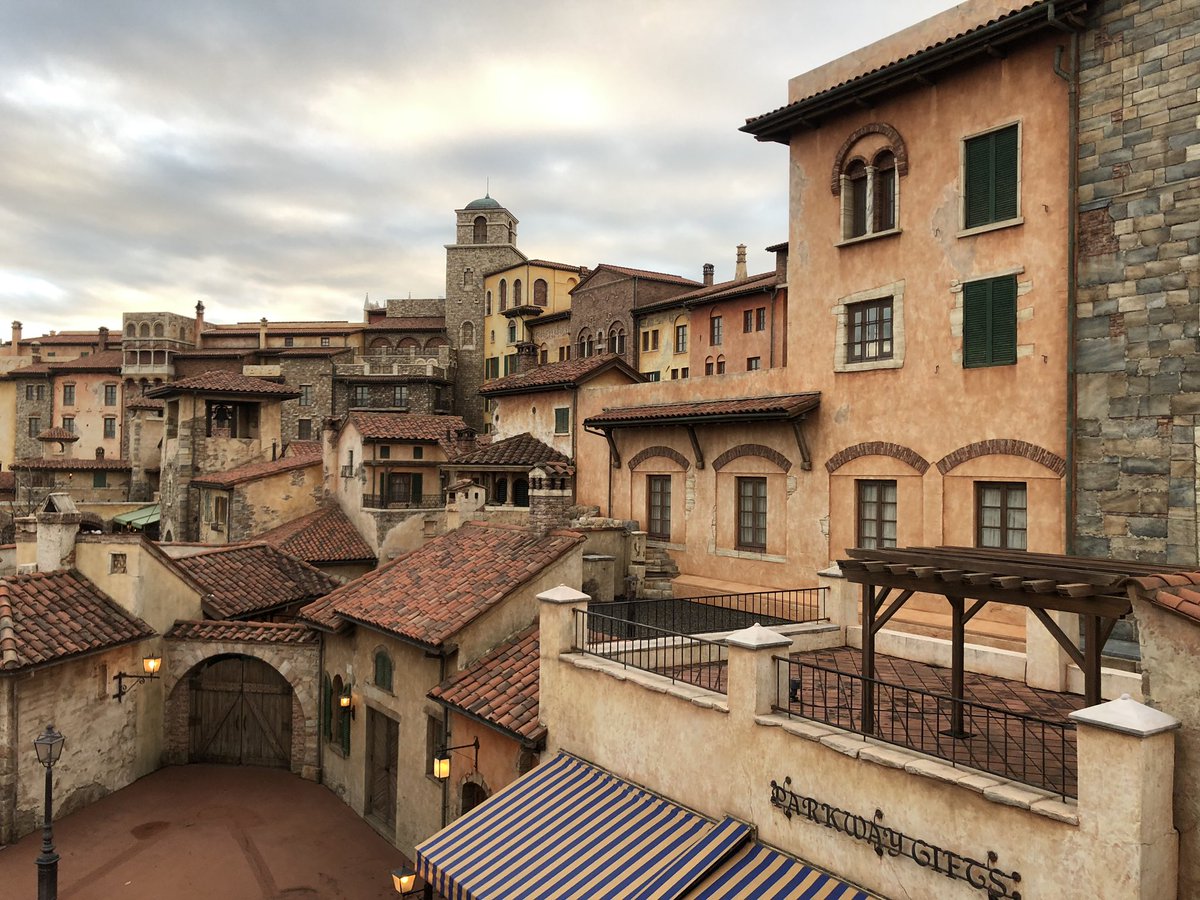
[{"x1": 837, "y1": 546, "x2": 1180, "y2": 733}]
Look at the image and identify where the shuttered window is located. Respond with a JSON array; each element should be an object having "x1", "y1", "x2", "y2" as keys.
[
  {"x1": 964, "y1": 124, "x2": 1019, "y2": 229},
  {"x1": 963, "y1": 275, "x2": 1018, "y2": 367}
]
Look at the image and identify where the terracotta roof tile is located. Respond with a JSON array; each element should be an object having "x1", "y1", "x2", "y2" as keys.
[
  {"x1": 20, "y1": 331, "x2": 113, "y2": 346},
  {"x1": 452, "y1": 433, "x2": 569, "y2": 469},
  {"x1": 298, "y1": 522, "x2": 583, "y2": 645},
  {"x1": 36, "y1": 427, "x2": 79, "y2": 442},
  {"x1": 46, "y1": 349, "x2": 124, "y2": 371},
  {"x1": 429, "y1": 625, "x2": 544, "y2": 743},
  {"x1": 1129, "y1": 571, "x2": 1200, "y2": 626},
  {"x1": 173, "y1": 544, "x2": 342, "y2": 619},
  {"x1": 480, "y1": 355, "x2": 642, "y2": 397},
  {"x1": 579, "y1": 264, "x2": 702, "y2": 289},
  {"x1": 349, "y1": 412, "x2": 466, "y2": 442},
  {"x1": 146, "y1": 369, "x2": 300, "y2": 398},
  {"x1": 0, "y1": 570, "x2": 155, "y2": 670},
  {"x1": 190, "y1": 444, "x2": 322, "y2": 489},
  {"x1": 126, "y1": 396, "x2": 164, "y2": 411},
  {"x1": 165, "y1": 619, "x2": 319, "y2": 644},
  {"x1": 253, "y1": 506, "x2": 376, "y2": 565},
  {"x1": 12, "y1": 457, "x2": 131, "y2": 471},
  {"x1": 585, "y1": 392, "x2": 821, "y2": 427}
]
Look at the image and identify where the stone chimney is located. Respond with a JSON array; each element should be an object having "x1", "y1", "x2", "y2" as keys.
[
  {"x1": 454, "y1": 426, "x2": 478, "y2": 457},
  {"x1": 98, "y1": 326, "x2": 109, "y2": 351},
  {"x1": 14, "y1": 493, "x2": 82, "y2": 573},
  {"x1": 10, "y1": 321, "x2": 21, "y2": 356},
  {"x1": 259, "y1": 318, "x2": 268, "y2": 349},
  {"x1": 195, "y1": 302, "x2": 206, "y2": 349},
  {"x1": 529, "y1": 465, "x2": 574, "y2": 535},
  {"x1": 735, "y1": 244, "x2": 748, "y2": 281},
  {"x1": 702, "y1": 264, "x2": 714, "y2": 287},
  {"x1": 515, "y1": 341, "x2": 539, "y2": 374}
]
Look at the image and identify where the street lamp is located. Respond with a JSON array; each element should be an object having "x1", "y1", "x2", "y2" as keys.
[
  {"x1": 391, "y1": 864, "x2": 432, "y2": 898},
  {"x1": 433, "y1": 737, "x2": 479, "y2": 780},
  {"x1": 113, "y1": 654, "x2": 162, "y2": 702},
  {"x1": 33, "y1": 724, "x2": 65, "y2": 900}
]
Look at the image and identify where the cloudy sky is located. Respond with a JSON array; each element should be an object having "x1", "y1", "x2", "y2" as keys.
[{"x1": 1, "y1": 1, "x2": 962, "y2": 339}]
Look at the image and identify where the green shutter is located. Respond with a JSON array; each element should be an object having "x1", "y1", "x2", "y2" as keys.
[
  {"x1": 962, "y1": 281, "x2": 991, "y2": 367},
  {"x1": 321, "y1": 677, "x2": 332, "y2": 741},
  {"x1": 411, "y1": 473, "x2": 423, "y2": 505},
  {"x1": 964, "y1": 134, "x2": 994, "y2": 228},
  {"x1": 989, "y1": 275, "x2": 1018, "y2": 364},
  {"x1": 965, "y1": 125, "x2": 1019, "y2": 228},
  {"x1": 993, "y1": 125, "x2": 1019, "y2": 222}
]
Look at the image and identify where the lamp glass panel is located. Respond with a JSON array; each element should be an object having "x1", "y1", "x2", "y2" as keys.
[
  {"x1": 434, "y1": 755, "x2": 450, "y2": 779},
  {"x1": 143, "y1": 656, "x2": 162, "y2": 675}
]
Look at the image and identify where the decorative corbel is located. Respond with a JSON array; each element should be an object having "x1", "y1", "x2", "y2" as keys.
[
  {"x1": 685, "y1": 425, "x2": 705, "y2": 470},
  {"x1": 790, "y1": 418, "x2": 813, "y2": 471}
]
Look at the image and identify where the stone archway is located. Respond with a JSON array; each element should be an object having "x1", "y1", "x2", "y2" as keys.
[{"x1": 163, "y1": 622, "x2": 320, "y2": 779}]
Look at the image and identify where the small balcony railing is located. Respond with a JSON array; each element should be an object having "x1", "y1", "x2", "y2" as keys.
[{"x1": 361, "y1": 494, "x2": 443, "y2": 510}]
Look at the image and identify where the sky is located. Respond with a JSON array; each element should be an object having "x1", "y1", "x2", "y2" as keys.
[{"x1": 0, "y1": 0, "x2": 963, "y2": 339}]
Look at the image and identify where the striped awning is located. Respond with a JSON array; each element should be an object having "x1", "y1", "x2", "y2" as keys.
[{"x1": 416, "y1": 753, "x2": 871, "y2": 900}]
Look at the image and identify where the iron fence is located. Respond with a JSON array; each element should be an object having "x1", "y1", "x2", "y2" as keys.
[
  {"x1": 595, "y1": 588, "x2": 826, "y2": 638},
  {"x1": 775, "y1": 657, "x2": 1077, "y2": 798},
  {"x1": 361, "y1": 494, "x2": 443, "y2": 510},
  {"x1": 573, "y1": 608, "x2": 727, "y2": 694}
]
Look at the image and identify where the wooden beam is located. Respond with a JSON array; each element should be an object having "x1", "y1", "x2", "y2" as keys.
[
  {"x1": 962, "y1": 599, "x2": 989, "y2": 624},
  {"x1": 1030, "y1": 608, "x2": 1086, "y2": 670},
  {"x1": 993, "y1": 576, "x2": 1024, "y2": 589},
  {"x1": 602, "y1": 428, "x2": 622, "y2": 469},
  {"x1": 963, "y1": 573, "x2": 993, "y2": 585},
  {"x1": 872, "y1": 590, "x2": 915, "y2": 635},
  {"x1": 1084, "y1": 615, "x2": 1102, "y2": 707},
  {"x1": 685, "y1": 425, "x2": 705, "y2": 470},
  {"x1": 936, "y1": 569, "x2": 965, "y2": 582},
  {"x1": 1057, "y1": 583, "x2": 1096, "y2": 598},
  {"x1": 790, "y1": 418, "x2": 813, "y2": 471},
  {"x1": 1024, "y1": 579, "x2": 1058, "y2": 594},
  {"x1": 949, "y1": 598, "x2": 969, "y2": 737}
]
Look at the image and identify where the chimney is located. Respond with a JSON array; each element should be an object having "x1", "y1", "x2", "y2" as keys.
[
  {"x1": 32, "y1": 493, "x2": 82, "y2": 573},
  {"x1": 195, "y1": 301, "x2": 206, "y2": 349},
  {"x1": 98, "y1": 326, "x2": 109, "y2": 351},
  {"x1": 259, "y1": 318, "x2": 268, "y2": 349},
  {"x1": 702, "y1": 264, "x2": 714, "y2": 287},
  {"x1": 30, "y1": 340, "x2": 41, "y2": 364},
  {"x1": 515, "y1": 341, "x2": 539, "y2": 374},
  {"x1": 10, "y1": 321, "x2": 21, "y2": 355},
  {"x1": 454, "y1": 426, "x2": 478, "y2": 457},
  {"x1": 735, "y1": 244, "x2": 748, "y2": 281}
]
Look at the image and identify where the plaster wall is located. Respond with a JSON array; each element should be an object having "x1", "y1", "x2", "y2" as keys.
[
  {"x1": 50, "y1": 371, "x2": 123, "y2": 462},
  {"x1": 441, "y1": 711, "x2": 533, "y2": 823},
  {"x1": 74, "y1": 535, "x2": 205, "y2": 634},
  {"x1": 0, "y1": 381, "x2": 16, "y2": 469},
  {"x1": 196, "y1": 464, "x2": 322, "y2": 544}
]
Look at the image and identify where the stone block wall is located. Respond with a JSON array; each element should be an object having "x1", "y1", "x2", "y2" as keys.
[
  {"x1": 1074, "y1": 0, "x2": 1200, "y2": 565},
  {"x1": 13, "y1": 376, "x2": 52, "y2": 460},
  {"x1": 280, "y1": 356, "x2": 339, "y2": 443}
]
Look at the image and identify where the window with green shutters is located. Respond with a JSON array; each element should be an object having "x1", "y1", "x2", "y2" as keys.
[
  {"x1": 962, "y1": 275, "x2": 1018, "y2": 367},
  {"x1": 964, "y1": 124, "x2": 1019, "y2": 229}
]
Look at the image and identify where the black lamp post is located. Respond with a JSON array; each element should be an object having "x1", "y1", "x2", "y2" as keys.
[{"x1": 33, "y1": 724, "x2": 65, "y2": 900}]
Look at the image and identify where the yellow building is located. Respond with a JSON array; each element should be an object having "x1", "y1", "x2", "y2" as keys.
[{"x1": 481, "y1": 260, "x2": 582, "y2": 383}]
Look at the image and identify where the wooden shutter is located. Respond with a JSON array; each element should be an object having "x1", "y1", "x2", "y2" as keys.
[
  {"x1": 411, "y1": 473, "x2": 423, "y2": 505},
  {"x1": 989, "y1": 275, "x2": 1018, "y2": 364},
  {"x1": 965, "y1": 125, "x2": 1018, "y2": 228},
  {"x1": 963, "y1": 280, "x2": 991, "y2": 367},
  {"x1": 963, "y1": 276, "x2": 1017, "y2": 367},
  {"x1": 964, "y1": 134, "x2": 994, "y2": 228},
  {"x1": 993, "y1": 125, "x2": 1019, "y2": 222}
]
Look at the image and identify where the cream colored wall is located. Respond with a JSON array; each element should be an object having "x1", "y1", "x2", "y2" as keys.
[
  {"x1": 51, "y1": 372, "x2": 123, "y2": 461},
  {"x1": 482, "y1": 264, "x2": 578, "y2": 376},
  {"x1": 0, "y1": 381, "x2": 16, "y2": 469},
  {"x1": 329, "y1": 420, "x2": 379, "y2": 551},
  {"x1": 74, "y1": 535, "x2": 205, "y2": 633},
  {"x1": 492, "y1": 386, "x2": 574, "y2": 457}
]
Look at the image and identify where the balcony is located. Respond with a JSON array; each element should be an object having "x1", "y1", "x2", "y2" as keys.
[{"x1": 361, "y1": 494, "x2": 443, "y2": 511}]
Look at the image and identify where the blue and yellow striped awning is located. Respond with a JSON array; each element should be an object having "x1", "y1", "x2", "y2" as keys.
[{"x1": 416, "y1": 753, "x2": 871, "y2": 900}]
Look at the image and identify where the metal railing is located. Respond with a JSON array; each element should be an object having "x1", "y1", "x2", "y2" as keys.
[
  {"x1": 774, "y1": 658, "x2": 1077, "y2": 797},
  {"x1": 573, "y1": 608, "x2": 727, "y2": 694},
  {"x1": 361, "y1": 494, "x2": 443, "y2": 510},
  {"x1": 600, "y1": 588, "x2": 826, "y2": 637}
]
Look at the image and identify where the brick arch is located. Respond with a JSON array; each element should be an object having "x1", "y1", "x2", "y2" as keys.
[
  {"x1": 936, "y1": 439, "x2": 1067, "y2": 477},
  {"x1": 831, "y1": 122, "x2": 909, "y2": 195},
  {"x1": 628, "y1": 445, "x2": 690, "y2": 471},
  {"x1": 712, "y1": 444, "x2": 792, "y2": 473},
  {"x1": 163, "y1": 638, "x2": 320, "y2": 779},
  {"x1": 826, "y1": 441, "x2": 930, "y2": 474}
]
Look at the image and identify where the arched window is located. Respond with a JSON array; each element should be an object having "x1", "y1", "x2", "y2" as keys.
[
  {"x1": 494, "y1": 477, "x2": 508, "y2": 504},
  {"x1": 139, "y1": 323, "x2": 150, "y2": 337},
  {"x1": 499, "y1": 279, "x2": 507, "y2": 311},
  {"x1": 597, "y1": 330, "x2": 608, "y2": 354},
  {"x1": 538, "y1": 342, "x2": 548, "y2": 365},
  {"x1": 833, "y1": 123, "x2": 907, "y2": 242},
  {"x1": 425, "y1": 335, "x2": 448, "y2": 350},
  {"x1": 153, "y1": 322, "x2": 164, "y2": 337},
  {"x1": 485, "y1": 291, "x2": 492, "y2": 315},
  {"x1": 125, "y1": 323, "x2": 136, "y2": 337},
  {"x1": 462, "y1": 782, "x2": 489, "y2": 814},
  {"x1": 716, "y1": 354, "x2": 726, "y2": 374},
  {"x1": 586, "y1": 332, "x2": 595, "y2": 357},
  {"x1": 578, "y1": 331, "x2": 588, "y2": 359},
  {"x1": 873, "y1": 150, "x2": 897, "y2": 232},
  {"x1": 611, "y1": 323, "x2": 626, "y2": 354},
  {"x1": 507, "y1": 321, "x2": 517, "y2": 344},
  {"x1": 473, "y1": 216, "x2": 487, "y2": 243},
  {"x1": 507, "y1": 220, "x2": 515, "y2": 244},
  {"x1": 369, "y1": 337, "x2": 391, "y2": 352},
  {"x1": 844, "y1": 159, "x2": 868, "y2": 239},
  {"x1": 705, "y1": 356, "x2": 714, "y2": 376},
  {"x1": 513, "y1": 279, "x2": 523, "y2": 305},
  {"x1": 373, "y1": 650, "x2": 393, "y2": 692},
  {"x1": 397, "y1": 336, "x2": 420, "y2": 349},
  {"x1": 534, "y1": 279, "x2": 548, "y2": 307},
  {"x1": 460, "y1": 321, "x2": 475, "y2": 349}
]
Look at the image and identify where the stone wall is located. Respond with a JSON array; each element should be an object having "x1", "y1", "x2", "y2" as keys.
[
  {"x1": 280, "y1": 356, "x2": 338, "y2": 444},
  {"x1": 13, "y1": 375, "x2": 52, "y2": 460},
  {"x1": 1074, "y1": 0, "x2": 1200, "y2": 565}
]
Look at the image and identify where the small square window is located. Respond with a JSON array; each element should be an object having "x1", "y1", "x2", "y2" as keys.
[
  {"x1": 297, "y1": 418, "x2": 312, "y2": 440},
  {"x1": 642, "y1": 371, "x2": 661, "y2": 382},
  {"x1": 554, "y1": 407, "x2": 570, "y2": 434},
  {"x1": 109, "y1": 553, "x2": 127, "y2": 574},
  {"x1": 320, "y1": 336, "x2": 331, "y2": 347},
  {"x1": 746, "y1": 357, "x2": 761, "y2": 371},
  {"x1": 284, "y1": 336, "x2": 294, "y2": 347},
  {"x1": 846, "y1": 298, "x2": 894, "y2": 363},
  {"x1": 379, "y1": 445, "x2": 391, "y2": 459},
  {"x1": 93, "y1": 470, "x2": 107, "y2": 488},
  {"x1": 352, "y1": 385, "x2": 370, "y2": 406},
  {"x1": 412, "y1": 445, "x2": 424, "y2": 459}
]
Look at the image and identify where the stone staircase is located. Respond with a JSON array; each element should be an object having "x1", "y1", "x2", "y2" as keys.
[{"x1": 640, "y1": 543, "x2": 679, "y2": 599}]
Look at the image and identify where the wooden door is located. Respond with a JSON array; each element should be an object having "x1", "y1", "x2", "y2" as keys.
[
  {"x1": 189, "y1": 656, "x2": 293, "y2": 768},
  {"x1": 366, "y1": 709, "x2": 399, "y2": 830}
]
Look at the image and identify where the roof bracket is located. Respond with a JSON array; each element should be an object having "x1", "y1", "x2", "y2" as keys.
[
  {"x1": 790, "y1": 418, "x2": 813, "y2": 471},
  {"x1": 603, "y1": 428, "x2": 622, "y2": 469},
  {"x1": 685, "y1": 425, "x2": 705, "y2": 470}
]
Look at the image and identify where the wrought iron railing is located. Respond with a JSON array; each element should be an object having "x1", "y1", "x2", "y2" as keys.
[
  {"x1": 774, "y1": 658, "x2": 1077, "y2": 797},
  {"x1": 361, "y1": 494, "x2": 443, "y2": 510},
  {"x1": 599, "y1": 588, "x2": 826, "y2": 637},
  {"x1": 573, "y1": 609, "x2": 727, "y2": 694}
]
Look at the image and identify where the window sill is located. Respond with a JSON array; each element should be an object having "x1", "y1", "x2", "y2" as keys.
[
  {"x1": 834, "y1": 357, "x2": 903, "y2": 374},
  {"x1": 835, "y1": 228, "x2": 902, "y2": 248},
  {"x1": 717, "y1": 547, "x2": 786, "y2": 563},
  {"x1": 957, "y1": 217, "x2": 1023, "y2": 239}
]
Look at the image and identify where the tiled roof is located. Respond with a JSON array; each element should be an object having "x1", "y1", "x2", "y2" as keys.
[
  {"x1": 482, "y1": 259, "x2": 583, "y2": 278},
  {"x1": 429, "y1": 625, "x2": 544, "y2": 743},
  {"x1": 253, "y1": 506, "x2": 376, "y2": 565},
  {"x1": 0, "y1": 569, "x2": 155, "y2": 671},
  {"x1": 4, "y1": 363, "x2": 51, "y2": 377},
  {"x1": 190, "y1": 444, "x2": 322, "y2": 489},
  {"x1": 299, "y1": 522, "x2": 583, "y2": 645},
  {"x1": 452, "y1": 433, "x2": 569, "y2": 469},
  {"x1": 349, "y1": 412, "x2": 467, "y2": 442},
  {"x1": 480, "y1": 355, "x2": 642, "y2": 396},
  {"x1": 287, "y1": 440, "x2": 323, "y2": 457},
  {"x1": 204, "y1": 321, "x2": 361, "y2": 335},
  {"x1": 126, "y1": 396, "x2": 164, "y2": 411},
  {"x1": 20, "y1": 331, "x2": 112, "y2": 346},
  {"x1": 173, "y1": 543, "x2": 342, "y2": 619},
  {"x1": 586, "y1": 392, "x2": 821, "y2": 427},
  {"x1": 1128, "y1": 573, "x2": 1200, "y2": 625},
  {"x1": 36, "y1": 427, "x2": 79, "y2": 442},
  {"x1": 12, "y1": 457, "x2": 132, "y2": 470},
  {"x1": 46, "y1": 349, "x2": 124, "y2": 371},
  {"x1": 577, "y1": 264, "x2": 702, "y2": 290},
  {"x1": 678, "y1": 273, "x2": 777, "y2": 306},
  {"x1": 165, "y1": 619, "x2": 319, "y2": 644},
  {"x1": 145, "y1": 370, "x2": 300, "y2": 398}
]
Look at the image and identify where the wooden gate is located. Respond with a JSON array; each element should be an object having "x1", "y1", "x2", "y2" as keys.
[
  {"x1": 189, "y1": 655, "x2": 293, "y2": 768},
  {"x1": 366, "y1": 708, "x2": 399, "y2": 831}
]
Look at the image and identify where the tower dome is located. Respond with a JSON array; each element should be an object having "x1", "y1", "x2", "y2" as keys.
[{"x1": 464, "y1": 194, "x2": 502, "y2": 210}]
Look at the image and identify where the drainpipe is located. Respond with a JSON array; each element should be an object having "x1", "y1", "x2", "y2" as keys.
[
  {"x1": 1053, "y1": 30, "x2": 1080, "y2": 554},
  {"x1": 439, "y1": 651, "x2": 451, "y2": 828}
]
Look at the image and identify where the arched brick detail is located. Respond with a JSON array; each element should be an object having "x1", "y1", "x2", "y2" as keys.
[
  {"x1": 628, "y1": 446, "x2": 690, "y2": 471},
  {"x1": 936, "y1": 440, "x2": 1067, "y2": 477},
  {"x1": 825, "y1": 441, "x2": 930, "y2": 474},
  {"x1": 830, "y1": 122, "x2": 909, "y2": 195},
  {"x1": 163, "y1": 639, "x2": 321, "y2": 780},
  {"x1": 712, "y1": 444, "x2": 792, "y2": 473}
]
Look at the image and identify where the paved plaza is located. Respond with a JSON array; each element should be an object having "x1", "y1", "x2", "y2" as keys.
[{"x1": 0, "y1": 764, "x2": 409, "y2": 899}]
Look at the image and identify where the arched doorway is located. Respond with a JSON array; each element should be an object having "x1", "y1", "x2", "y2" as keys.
[
  {"x1": 188, "y1": 654, "x2": 293, "y2": 768},
  {"x1": 461, "y1": 781, "x2": 489, "y2": 815}
]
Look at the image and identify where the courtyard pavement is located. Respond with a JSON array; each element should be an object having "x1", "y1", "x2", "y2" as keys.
[{"x1": 0, "y1": 764, "x2": 410, "y2": 899}]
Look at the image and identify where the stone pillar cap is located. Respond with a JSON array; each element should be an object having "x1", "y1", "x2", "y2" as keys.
[
  {"x1": 726, "y1": 623, "x2": 791, "y2": 650},
  {"x1": 1069, "y1": 693, "x2": 1181, "y2": 737},
  {"x1": 537, "y1": 584, "x2": 591, "y2": 604}
]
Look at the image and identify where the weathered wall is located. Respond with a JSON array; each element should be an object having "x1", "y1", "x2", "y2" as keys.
[
  {"x1": 1073, "y1": 0, "x2": 1200, "y2": 565},
  {"x1": 75, "y1": 534, "x2": 205, "y2": 633}
]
